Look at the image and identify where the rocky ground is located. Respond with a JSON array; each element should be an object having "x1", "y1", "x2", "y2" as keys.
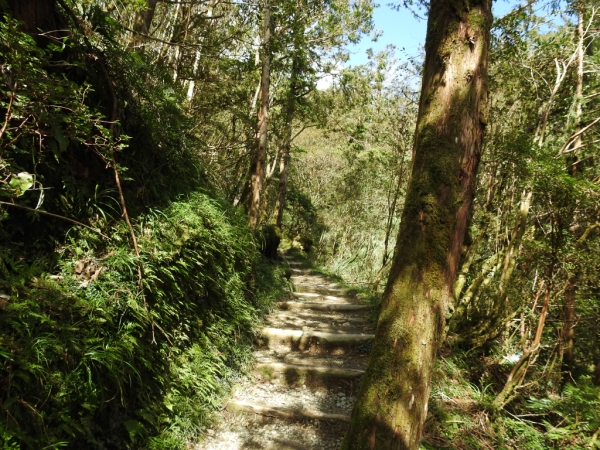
[{"x1": 196, "y1": 254, "x2": 376, "y2": 450}]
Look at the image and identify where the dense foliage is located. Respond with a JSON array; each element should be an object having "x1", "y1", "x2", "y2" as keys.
[
  {"x1": 289, "y1": 50, "x2": 417, "y2": 286},
  {"x1": 0, "y1": 3, "x2": 286, "y2": 448}
]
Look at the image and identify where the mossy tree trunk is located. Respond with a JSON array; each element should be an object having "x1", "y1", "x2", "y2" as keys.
[
  {"x1": 561, "y1": 2, "x2": 583, "y2": 382},
  {"x1": 341, "y1": 1, "x2": 492, "y2": 449}
]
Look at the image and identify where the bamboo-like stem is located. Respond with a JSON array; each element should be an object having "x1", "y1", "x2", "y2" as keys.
[{"x1": 0, "y1": 91, "x2": 15, "y2": 141}]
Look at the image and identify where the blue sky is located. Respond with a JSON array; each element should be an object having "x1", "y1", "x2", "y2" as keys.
[{"x1": 347, "y1": 0, "x2": 520, "y2": 66}]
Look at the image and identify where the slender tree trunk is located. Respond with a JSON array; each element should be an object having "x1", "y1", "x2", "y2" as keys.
[
  {"x1": 275, "y1": 58, "x2": 299, "y2": 228},
  {"x1": 275, "y1": 142, "x2": 291, "y2": 227},
  {"x1": 382, "y1": 149, "x2": 408, "y2": 268},
  {"x1": 158, "y1": 2, "x2": 180, "y2": 61},
  {"x1": 451, "y1": 190, "x2": 532, "y2": 342},
  {"x1": 561, "y1": 280, "x2": 576, "y2": 375},
  {"x1": 575, "y1": 3, "x2": 584, "y2": 153},
  {"x1": 493, "y1": 282, "x2": 549, "y2": 409},
  {"x1": 249, "y1": 34, "x2": 262, "y2": 114},
  {"x1": 248, "y1": 0, "x2": 271, "y2": 229},
  {"x1": 133, "y1": 0, "x2": 159, "y2": 38},
  {"x1": 341, "y1": 2, "x2": 492, "y2": 448},
  {"x1": 187, "y1": 50, "x2": 201, "y2": 101},
  {"x1": 497, "y1": 191, "x2": 532, "y2": 295},
  {"x1": 453, "y1": 168, "x2": 502, "y2": 299},
  {"x1": 373, "y1": 151, "x2": 408, "y2": 292},
  {"x1": 560, "y1": 4, "x2": 583, "y2": 380},
  {"x1": 568, "y1": 3, "x2": 584, "y2": 174}
]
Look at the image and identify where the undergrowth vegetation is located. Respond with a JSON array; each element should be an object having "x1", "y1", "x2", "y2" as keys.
[
  {"x1": 423, "y1": 354, "x2": 600, "y2": 449},
  {"x1": 0, "y1": 194, "x2": 286, "y2": 449}
]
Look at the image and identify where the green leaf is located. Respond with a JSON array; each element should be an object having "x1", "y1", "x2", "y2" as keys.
[
  {"x1": 124, "y1": 419, "x2": 145, "y2": 440},
  {"x1": 9, "y1": 172, "x2": 34, "y2": 197},
  {"x1": 52, "y1": 126, "x2": 69, "y2": 152}
]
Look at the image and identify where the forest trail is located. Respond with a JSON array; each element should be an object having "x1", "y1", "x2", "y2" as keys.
[{"x1": 197, "y1": 253, "x2": 376, "y2": 449}]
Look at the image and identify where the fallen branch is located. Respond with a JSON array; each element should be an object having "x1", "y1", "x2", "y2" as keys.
[{"x1": 559, "y1": 116, "x2": 600, "y2": 154}]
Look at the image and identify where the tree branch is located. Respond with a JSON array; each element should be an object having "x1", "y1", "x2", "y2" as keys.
[{"x1": 0, "y1": 201, "x2": 111, "y2": 240}]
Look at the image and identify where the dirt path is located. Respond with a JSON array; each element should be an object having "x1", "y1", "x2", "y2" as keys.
[{"x1": 197, "y1": 254, "x2": 375, "y2": 450}]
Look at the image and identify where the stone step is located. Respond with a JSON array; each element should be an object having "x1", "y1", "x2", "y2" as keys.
[
  {"x1": 293, "y1": 286, "x2": 347, "y2": 296},
  {"x1": 286, "y1": 260, "x2": 304, "y2": 265},
  {"x1": 228, "y1": 400, "x2": 351, "y2": 423},
  {"x1": 204, "y1": 436, "x2": 310, "y2": 450},
  {"x1": 254, "y1": 350, "x2": 369, "y2": 370},
  {"x1": 274, "y1": 309, "x2": 367, "y2": 320},
  {"x1": 289, "y1": 272, "x2": 329, "y2": 279},
  {"x1": 268, "y1": 310, "x2": 369, "y2": 325},
  {"x1": 277, "y1": 301, "x2": 370, "y2": 312},
  {"x1": 290, "y1": 275, "x2": 341, "y2": 286},
  {"x1": 201, "y1": 419, "x2": 343, "y2": 450},
  {"x1": 258, "y1": 327, "x2": 374, "y2": 353},
  {"x1": 291, "y1": 291, "x2": 355, "y2": 303},
  {"x1": 254, "y1": 361, "x2": 364, "y2": 388},
  {"x1": 265, "y1": 312, "x2": 373, "y2": 334}
]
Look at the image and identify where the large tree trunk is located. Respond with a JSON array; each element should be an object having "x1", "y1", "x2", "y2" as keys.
[
  {"x1": 7, "y1": 0, "x2": 59, "y2": 44},
  {"x1": 247, "y1": 0, "x2": 271, "y2": 229},
  {"x1": 341, "y1": 1, "x2": 492, "y2": 449}
]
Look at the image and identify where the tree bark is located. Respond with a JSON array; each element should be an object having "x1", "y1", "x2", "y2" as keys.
[
  {"x1": 7, "y1": 0, "x2": 59, "y2": 45},
  {"x1": 560, "y1": 4, "x2": 583, "y2": 379},
  {"x1": 341, "y1": 1, "x2": 492, "y2": 448},
  {"x1": 561, "y1": 280, "x2": 576, "y2": 375},
  {"x1": 275, "y1": 57, "x2": 299, "y2": 228},
  {"x1": 134, "y1": 0, "x2": 159, "y2": 37},
  {"x1": 248, "y1": 0, "x2": 271, "y2": 229}
]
